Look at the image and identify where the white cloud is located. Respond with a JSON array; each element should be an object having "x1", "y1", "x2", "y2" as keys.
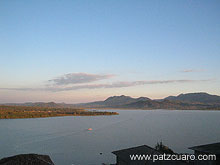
[
  {"x1": 0, "y1": 79, "x2": 211, "y2": 92},
  {"x1": 181, "y1": 69, "x2": 205, "y2": 73},
  {"x1": 48, "y1": 73, "x2": 114, "y2": 85}
]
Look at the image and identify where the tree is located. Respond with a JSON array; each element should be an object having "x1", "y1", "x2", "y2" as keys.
[{"x1": 155, "y1": 141, "x2": 174, "y2": 154}]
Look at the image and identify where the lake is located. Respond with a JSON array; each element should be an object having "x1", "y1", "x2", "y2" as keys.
[{"x1": 0, "y1": 109, "x2": 220, "y2": 165}]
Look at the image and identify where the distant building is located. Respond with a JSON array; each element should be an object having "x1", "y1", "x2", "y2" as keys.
[
  {"x1": 189, "y1": 142, "x2": 220, "y2": 165},
  {"x1": 112, "y1": 145, "x2": 187, "y2": 165}
]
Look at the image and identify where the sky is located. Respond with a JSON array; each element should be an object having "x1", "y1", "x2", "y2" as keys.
[{"x1": 0, "y1": 0, "x2": 220, "y2": 103}]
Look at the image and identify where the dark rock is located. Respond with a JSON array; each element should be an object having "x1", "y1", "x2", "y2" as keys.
[{"x1": 0, "y1": 154, "x2": 54, "y2": 165}]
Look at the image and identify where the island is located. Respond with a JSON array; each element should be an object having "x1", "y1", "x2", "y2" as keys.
[{"x1": 0, "y1": 105, "x2": 118, "y2": 119}]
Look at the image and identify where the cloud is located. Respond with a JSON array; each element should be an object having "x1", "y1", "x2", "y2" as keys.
[
  {"x1": 55, "y1": 79, "x2": 209, "y2": 91},
  {"x1": 52, "y1": 81, "x2": 146, "y2": 91},
  {"x1": 181, "y1": 69, "x2": 205, "y2": 73},
  {"x1": 0, "y1": 87, "x2": 47, "y2": 91},
  {"x1": 48, "y1": 73, "x2": 114, "y2": 85},
  {"x1": 0, "y1": 79, "x2": 211, "y2": 92}
]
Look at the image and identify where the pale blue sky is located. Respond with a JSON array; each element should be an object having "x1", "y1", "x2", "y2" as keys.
[{"x1": 0, "y1": 0, "x2": 220, "y2": 103}]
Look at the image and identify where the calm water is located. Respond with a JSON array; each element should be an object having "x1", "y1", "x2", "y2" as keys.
[{"x1": 0, "y1": 109, "x2": 220, "y2": 165}]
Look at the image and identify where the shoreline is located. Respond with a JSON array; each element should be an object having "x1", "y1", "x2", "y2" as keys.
[{"x1": 0, "y1": 105, "x2": 119, "y2": 119}]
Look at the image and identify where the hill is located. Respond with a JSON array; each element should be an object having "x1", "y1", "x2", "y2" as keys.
[
  {"x1": 2, "y1": 93, "x2": 220, "y2": 110},
  {"x1": 76, "y1": 93, "x2": 220, "y2": 110},
  {"x1": 77, "y1": 95, "x2": 151, "y2": 108},
  {"x1": 165, "y1": 92, "x2": 220, "y2": 105}
]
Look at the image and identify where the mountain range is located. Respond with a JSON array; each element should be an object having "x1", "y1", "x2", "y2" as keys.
[{"x1": 2, "y1": 92, "x2": 220, "y2": 110}]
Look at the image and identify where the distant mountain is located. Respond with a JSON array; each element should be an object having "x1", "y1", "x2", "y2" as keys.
[
  {"x1": 121, "y1": 99, "x2": 211, "y2": 110},
  {"x1": 75, "y1": 93, "x2": 220, "y2": 110},
  {"x1": 23, "y1": 102, "x2": 59, "y2": 107},
  {"x1": 2, "y1": 92, "x2": 220, "y2": 110},
  {"x1": 76, "y1": 95, "x2": 151, "y2": 108},
  {"x1": 165, "y1": 92, "x2": 220, "y2": 105},
  {"x1": 3, "y1": 102, "x2": 69, "y2": 108},
  {"x1": 103, "y1": 95, "x2": 150, "y2": 106},
  {"x1": 103, "y1": 95, "x2": 135, "y2": 105}
]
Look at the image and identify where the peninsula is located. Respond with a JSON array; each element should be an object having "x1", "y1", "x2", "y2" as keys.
[{"x1": 0, "y1": 105, "x2": 118, "y2": 119}]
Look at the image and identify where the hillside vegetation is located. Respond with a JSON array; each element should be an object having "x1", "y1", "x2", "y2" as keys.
[{"x1": 0, "y1": 105, "x2": 118, "y2": 119}]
